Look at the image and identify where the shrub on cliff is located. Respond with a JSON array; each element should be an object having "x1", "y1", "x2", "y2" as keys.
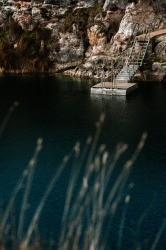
[{"x1": 0, "y1": 18, "x2": 52, "y2": 72}]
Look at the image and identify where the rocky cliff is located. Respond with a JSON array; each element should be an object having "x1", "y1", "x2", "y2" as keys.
[{"x1": 0, "y1": 0, "x2": 165, "y2": 81}]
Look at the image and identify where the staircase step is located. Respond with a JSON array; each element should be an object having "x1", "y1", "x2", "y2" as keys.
[
  {"x1": 120, "y1": 71, "x2": 135, "y2": 74},
  {"x1": 119, "y1": 72, "x2": 131, "y2": 74},
  {"x1": 122, "y1": 65, "x2": 137, "y2": 68},
  {"x1": 138, "y1": 40, "x2": 149, "y2": 43},
  {"x1": 116, "y1": 75, "x2": 131, "y2": 77},
  {"x1": 134, "y1": 61, "x2": 144, "y2": 63},
  {"x1": 120, "y1": 69, "x2": 134, "y2": 72},
  {"x1": 119, "y1": 71, "x2": 135, "y2": 74},
  {"x1": 129, "y1": 59, "x2": 142, "y2": 61},
  {"x1": 125, "y1": 66, "x2": 138, "y2": 69},
  {"x1": 116, "y1": 78, "x2": 130, "y2": 80},
  {"x1": 120, "y1": 70, "x2": 138, "y2": 74},
  {"x1": 115, "y1": 78, "x2": 129, "y2": 80},
  {"x1": 127, "y1": 63, "x2": 140, "y2": 66},
  {"x1": 116, "y1": 74, "x2": 131, "y2": 77},
  {"x1": 115, "y1": 35, "x2": 149, "y2": 82},
  {"x1": 128, "y1": 66, "x2": 139, "y2": 69},
  {"x1": 126, "y1": 64, "x2": 139, "y2": 67},
  {"x1": 117, "y1": 74, "x2": 131, "y2": 77},
  {"x1": 138, "y1": 43, "x2": 149, "y2": 45},
  {"x1": 131, "y1": 59, "x2": 143, "y2": 61},
  {"x1": 120, "y1": 73, "x2": 135, "y2": 76},
  {"x1": 116, "y1": 80, "x2": 130, "y2": 82},
  {"x1": 127, "y1": 61, "x2": 139, "y2": 65}
]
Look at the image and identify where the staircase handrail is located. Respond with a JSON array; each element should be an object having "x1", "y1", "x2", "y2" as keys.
[
  {"x1": 113, "y1": 23, "x2": 140, "y2": 77},
  {"x1": 135, "y1": 22, "x2": 153, "y2": 67},
  {"x1": 126, "y1": 37, "x2": 137, "y2": 67},
  {"x1": 143, "y1": 22, "x2": 153, "y2": 42},
  {"x1": 127, "y1": 22, "x2": 152, "y2": 72},
  {"x1": 126, "y1": 23, "x2": 140, "y2": 64},
  {"x1": 125, "y1": 23, "x2": 142, "y2": 75},
  {"x1": 132, "y1": 23, "x2": 140, "y2": 37},
  {"x1": 114, "y1": 20, "x2": 164, "y2": 83},
  {"x1": 112, "y1": 49, "x2": 127, "y2": 81}
]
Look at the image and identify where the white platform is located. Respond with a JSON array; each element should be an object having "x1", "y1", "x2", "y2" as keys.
[{"x1": 91, "y1": 82, "x2": 138, "y2": 96}]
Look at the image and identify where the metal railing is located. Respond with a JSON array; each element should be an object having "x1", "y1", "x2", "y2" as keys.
[
  {"x1": 113, "y1": 23, "x2": 140, "y2": 80},
  {"x1": 126, "y1": 22, "x2": 154, "y2": 76},
  {"x1": 135, "y1": 22, "x2": 153, "y2": 67},
  {"x1": 114, "y1": 20, "x2": 163, "y2": 83}
]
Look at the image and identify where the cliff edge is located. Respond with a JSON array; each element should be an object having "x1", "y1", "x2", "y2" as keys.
[{"x1": 0, "y1": 0, "x2": 165, "y2": 81}]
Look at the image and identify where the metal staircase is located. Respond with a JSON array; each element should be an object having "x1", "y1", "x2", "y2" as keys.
[{"x1": 115, "y1": 24, "x2": 152, "y2": 83}]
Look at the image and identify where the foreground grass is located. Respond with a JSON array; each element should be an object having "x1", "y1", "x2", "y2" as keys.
[{"x1": 0, "y1": 103, "x2": 165, "y2": 250}]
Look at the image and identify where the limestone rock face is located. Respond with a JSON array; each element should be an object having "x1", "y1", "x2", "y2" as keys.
[
  {"x1": 0, "y1": 2, "x2": 85, "y2": 72},
  {"x1": 103, "y1": 0, "x2": 128, "y2": 11},
  {"x1": 110, "y1": 2, "x2": 157, "y2": 54},
  {"x1": 103, "y1": 0, "x2": 166, "y2": 12},
  {"x1": 152, "y1": 62, "x2": 166, "y2": 73},
  {"x1": 86, "y1": 24, "x2": 107, "y2": 57},
  {"x1": 86, "y1": 7, "x2": 124, "y2": 58},
  {"x1": 154, "y1": 39, "x2": 166, "y2": 61},
  {"x1": 12, "y1": 6, "x2": 36, "y2": 31},
  {"x1": 0, "y1": 0, "x2": 165, "y2": 79},
  {"x1": 44, "y1": 11, "x2": 85, "y2": 68},
  {"x1": 49, "y1": 31, "x2": 84, "y2": 63}
]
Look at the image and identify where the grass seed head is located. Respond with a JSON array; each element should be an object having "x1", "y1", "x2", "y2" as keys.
[
  {"x1": 102, "y1": 151, "x2": 109, "y2": 165},
  {"x1": 83, "y1": 177, "x2": 88, "y2": 189},
  {"x1": 99, "y1": 144, "x2": 106, "y2": 153},
  {"x1": 125, "y1": 195, "x2": 131, "y2": 204},
  {"x1": 29, "y1": 159, "x2": 35, "y2": 167},
  {"x1": 87, "y1": 136, "x2": 92, "y2": 145}
]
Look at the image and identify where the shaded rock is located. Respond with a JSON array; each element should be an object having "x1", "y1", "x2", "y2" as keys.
[
  {"x1": 152, "y1": 62, "x2": 166, "y2": 73},
  {"x1": 154, "y1": 40, "x2": 166, "y2": 60}
]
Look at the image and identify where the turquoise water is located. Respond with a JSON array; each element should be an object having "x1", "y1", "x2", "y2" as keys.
[{"x1": 0, "y1": 75, "x2": 166, "y2": 249}]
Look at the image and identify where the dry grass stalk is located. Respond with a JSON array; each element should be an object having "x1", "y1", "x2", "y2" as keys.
[
  {"x1": 0, "y1": 101, "x2": 19, "y2": 140},
  {"x1": 3, "y1": 111, "x2": 163, "y2": 250}
]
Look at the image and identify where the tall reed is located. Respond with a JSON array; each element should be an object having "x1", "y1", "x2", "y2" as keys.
[
  {"x1": 1, "y1": 109, "x2": 165, "y2": 250},
  {"x1": 0, "y1": 101, "x2": 19, "y2": 140}
]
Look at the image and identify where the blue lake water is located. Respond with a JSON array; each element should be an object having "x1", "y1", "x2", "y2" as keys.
[{"x1": 0, "y1": 75, "x2": 166, "y2": 249}]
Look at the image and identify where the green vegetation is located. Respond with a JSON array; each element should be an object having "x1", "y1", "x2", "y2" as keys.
[
  {"x1": 60, "y1": 8, "x2": 90, "y2": 33},
  {"x1": 59, "y1": 4, "x2": 104, "y2": 34},
  {"x1": 0, "y1": 19, "x2": 52, "y2": 72}
]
